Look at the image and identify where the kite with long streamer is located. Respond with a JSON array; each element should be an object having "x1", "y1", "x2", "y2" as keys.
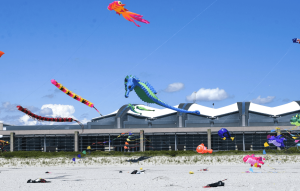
[
  {"x1": 17, "y1": 105, "x2": 84, "y2": 132},
  {"x1": 51, "y1": 79, "x2": 102, "y2": 116},
  {"x1": 108, "y1": 1, "x2": 150, "y2": 27},
  {"x1": 0, "y1": 51, "x2": 4, "y2": 57}
]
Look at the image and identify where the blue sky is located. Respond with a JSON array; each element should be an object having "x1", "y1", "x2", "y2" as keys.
[{"x1": 0, "y1": 0, "x2": 299, "y2": 125}]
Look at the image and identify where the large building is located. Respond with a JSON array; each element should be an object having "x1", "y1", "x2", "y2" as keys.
[{"x1": 1, "y1": 101, "x2": 299, "y2": 152}]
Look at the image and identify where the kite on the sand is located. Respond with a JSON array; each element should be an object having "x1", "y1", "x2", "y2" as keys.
[
  {"x1": 218, "y1": 128, "x2": 234, "y2": 141},
  {"x1": 0, "y1": 51, "x2": 4, "y2": 57},
  {"x1": 51, "y1": 79, "x2": 102, "y2": 116},
  {"x1": 124, "y1": 75, "x2": 200, "y2": 115},
  {"x1": 243, "y1": 154, "x2": 265, "y2": 168},
  {"x1": 107, "y1": 1, "x2": 150, "y2": 27},
  {"x1": 17, "y1": 105, "x2": 84, "y2": 132},
  {"x1": 196, "y1": 143, "x2": 213, "y2": 154}
]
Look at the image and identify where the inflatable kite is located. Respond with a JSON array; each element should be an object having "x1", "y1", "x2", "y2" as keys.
[
  {"x1": 0, "y1": 140, "x2": 9, "y2": 152},
  {"x1": 16, "y1": 105, "x2": 84, "y2": 132},
  {"x1": 290, "y1": 114, "x2": 300, "y2": 126},
  {"x1": 196, "y1": 143, "x2": 213, "y2": 154},
  {"x1": 243, "y1": 154, "x2": 265, "y2": 168},
  {"x1": 0, "y1": 51, "x2": 4, "y2": 57},
  {"x1": 51, "y1": 79, "x2": 102, "y2": 116},
  {"x1": 292, "y1": 38, "x2": 300, "y2": 44},
  {"x1": 107, "y1": 1, "x2": 150, "y2": 27},
  {"x1": 127, "y1": 104, "x2": 142, "y2": 115},
  {"x1": 218, "y1": 128, "x2": 234, "y2": 141},
  {"x1": 127, "y1": 104, "x2": 155, "y2": 115},
  {"x1": 267, "y1": 135, "x2": 286, "y2": 148},
  {"x1": 125, "y1": 75, "x2": 200, "y2": 115}
]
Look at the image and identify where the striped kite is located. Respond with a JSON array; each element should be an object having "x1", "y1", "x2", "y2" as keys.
[{"x1": 51, "y1": 79, "x2": 102, "y2": 116}]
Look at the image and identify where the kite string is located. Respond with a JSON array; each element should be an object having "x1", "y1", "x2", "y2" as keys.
[{"x1": 243, "y1": 45, "x2": 293, "y2": 102}]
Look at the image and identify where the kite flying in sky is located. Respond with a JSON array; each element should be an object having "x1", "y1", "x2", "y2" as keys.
[
  {"x1": 17, "y1": 105, "x2": 85, "y2": 132},
  {"x1": 51, "y1": 79, "x2": 102, "y2": 116},
  {"x1": 0, "y1": 51, "x2": 4, "y2": 57},
  {"x1": 292, "y1": 38, "x2": 300, "y2": 44},
  {"x1": 124, "y1": 75, "x2": 200, "y2": 115},
  {"x1": 108, "y1": 1, "x2": 150, "y2": 27}
]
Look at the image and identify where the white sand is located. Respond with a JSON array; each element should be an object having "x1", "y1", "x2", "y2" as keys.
[{"x1": 1, "y1": 156, "x2": 300, "y2": 190}]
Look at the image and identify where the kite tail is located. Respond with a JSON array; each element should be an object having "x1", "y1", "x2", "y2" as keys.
[
  {"x1": 129, "y1": 13, "x2": 150, "y2": 24},
  {"x1": 93, "y1": 106, "x2": 103, "y2": 116},
  {"x1": 74, "y1": 120, "x2": 84, "y2": 133}
]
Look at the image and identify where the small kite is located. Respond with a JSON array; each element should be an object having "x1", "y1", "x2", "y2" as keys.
[
  {"x1": 107, "y1": 1, "x2": 150, "y2": 27},
  {"x1": 127, "y1": 104, "x2": 142, "y2": 115},
  {"x1": 243, "y1": 154, "x2": 265, "y2": 168},
  {"x1": 136, "y1": 105, "x2": 155, "y2": 112},
  {"x1": 218, "y1": 128, "x2": 234, "y2": 141},
  {"x1": 290, "y1": 114, "x2": 300, "y2": 126},
  {"x1": 0, "y1": 51, "x2": 4, "y2": 57},
  {"x1": 127, "y1": 104, "x2": 155, "y2": 115},
  {"x1": 196, "y1": 143, "x2": 213, "y2": 154},
  {"x1": 292, "y1": 38, "x2": 300, "y2": 44},
  {"x1": 51, "y1": 79, "x2": 102, "y2": 116},
  {"x1": 267, "y1": 135, "x2": 286, "y2": 148},
  {"x1": 17, "y1": 105, "x2": 84, "y2": 132},
  {"x1": 0, "y1": 140, "x2": 9, "y2": 152}
]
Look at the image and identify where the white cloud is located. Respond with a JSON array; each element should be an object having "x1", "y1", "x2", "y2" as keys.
[
  {"x1": 41, "y1": 104, "x2": 76, "y2": 118},
  {"x1": 39, "y1": 107, "x2": 53, "y2": 116},
  {"x1": 164, "y1": 83, "x2": 184, "y2": 92},
  {"x1": 250, "y1": 96, "x2": 275, "y2": 104},
  {"x1": 81, "y1": 118, "x2": 90, "y2": 124},
  {"x1": 186, "y1": 88, "x2": 229, "y2": 102}
]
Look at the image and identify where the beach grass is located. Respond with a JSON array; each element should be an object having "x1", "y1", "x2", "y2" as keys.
[{"x1": 0, "y1": 147, "x2": 299, "y2": 159}]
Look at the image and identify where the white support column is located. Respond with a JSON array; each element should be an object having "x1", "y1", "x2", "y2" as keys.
[
  {"x1": 175, "y1": 134, "x2": 177, "y2": 151},
  {"x1": 207, "y1": 129, "x2": 211, "y2": 150},
  {"x1": 109, "y1": 134, "x2": 111, "y2": 151},
  {"x1": 74, "y1": 131, "x2": 79, "y2": 152},
  {"x1": 10, "y1": 132, "x2": 15, "y2": 152},
  {"x1": 243, "y1": 133, "x2": 245, "y2": 151},
  {"x1": 44, "y1": 135, "x2": 46, "y2": 152}
]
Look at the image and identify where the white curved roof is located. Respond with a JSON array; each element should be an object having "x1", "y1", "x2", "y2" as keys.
[
  {"x1": 94, "y1": 101, "x2": 300, "y2": 120},
  {"x1": 249, "y1": 101, "x2": 300, "y2": 116},
  {"x1": 189, "y1": 103, "x2": 238, "y2": 117}
]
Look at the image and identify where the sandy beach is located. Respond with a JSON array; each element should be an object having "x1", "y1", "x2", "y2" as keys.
[{"x1": 1, "y1": 156, "x2": 300, "y2": 191}]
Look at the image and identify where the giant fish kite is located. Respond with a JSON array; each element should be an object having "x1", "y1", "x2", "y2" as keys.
[
  {"x1": 292, "y1": 38, "x2": 300, "y2": 44},
  {"x1": 108, "y1": 1, "x2": 150, "y2": 27},
  {"x1": 124, "y1": 75, "x2": 200, "y2": 115},
  {"x1": 51, "y1": 79, "x2": 102, "y2": 116},
  {"x1": 17, "y1": 105, "x2": 84, "y2": 132},
  {"x1": 0, "y1": 51, "x2": 4, "y2": 57}
]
